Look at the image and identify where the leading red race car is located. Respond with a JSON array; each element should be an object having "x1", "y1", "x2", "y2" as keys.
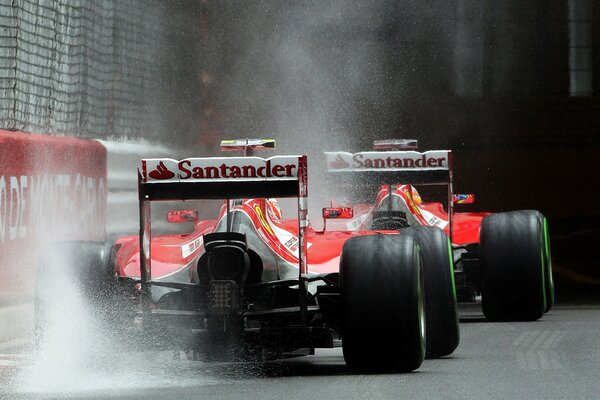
[
  {"x1": 323, "y1": 139, "x2": 554, "y2": 322},
  {"x1": 35, "y1": 139, "x2": 459, "y2": 373}
]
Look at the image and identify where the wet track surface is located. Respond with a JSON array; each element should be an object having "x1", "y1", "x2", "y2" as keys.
[{"x1": 1, "y1": 304, "x2": 599, "y2": 400}]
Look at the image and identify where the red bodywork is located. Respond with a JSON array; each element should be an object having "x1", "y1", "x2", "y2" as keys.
[
  {"x1": 114, "y1": 198, "x2": 376, "y2": 282},
  {"x1": 114, "y1": 187, "x2": 487, "y2": 282},
  {"x1": 326, "y1": 184, "x2": 489, "y2": 246},
  {"x1": 115, "y1": 147, "x2": 487, "y2": 286}
]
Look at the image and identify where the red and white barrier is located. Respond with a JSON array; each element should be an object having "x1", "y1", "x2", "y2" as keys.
[{"x1": 0, "y1": 130, "x2": 107, "y2": 302}]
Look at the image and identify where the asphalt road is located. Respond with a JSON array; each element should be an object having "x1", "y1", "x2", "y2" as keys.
[{"x1": 0, "y1": 304, "x2": 599, "y2": 400}]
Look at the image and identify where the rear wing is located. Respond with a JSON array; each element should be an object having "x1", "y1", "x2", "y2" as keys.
[
  {"x1": 325, "y1": 149, "x2": 456, "y2": 238},
  {"x1": 139, "y1": 155, "x2": 305, "y2": 200},
  {"x1": 325, "y1": 150, "x2": 453, "y2": 185},
  {"x1": 137, "y1": 155, "x2": 309, "y2": 309}
]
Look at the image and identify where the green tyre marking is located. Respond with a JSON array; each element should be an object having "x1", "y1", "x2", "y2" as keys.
[
  {"x1": 447, "y1": 239, "x2": 457, "y2": 302},
  {"x1": 540, "y1": 225, "x2": 547, "y2": 312},
  {"x1": 543, "y1": 218, "x2": 554, "y2": 311},
  {"x1": 447, "y1": 239, "x2": 459, "y2": 336}
]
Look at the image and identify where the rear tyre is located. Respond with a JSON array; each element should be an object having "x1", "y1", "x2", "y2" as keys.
[
  {"x1": 340, "y1": 234, "x2": 425, "y2": 373},
  {"x1": 403, "y1": 227, "x2": 459, "y2": 358},
  {"x1": 34, "y1": 241, "x2": 125, "y2": 350},
  {"x1": 480, "y1": 211, "x2": 546, "y2": 321}
]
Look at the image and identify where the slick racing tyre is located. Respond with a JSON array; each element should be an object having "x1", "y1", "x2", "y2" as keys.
[
  {"x1": 340, "y1": 234, "x2": 425, "y2": 373},
  {"x1": 480, "y1": 211, "x2": 547, "y2": 321},
  {"x1": 403, "y1": 227, "x2": 459, "y2": 358},
  {"x1": 34, "y1": 241, "x2": 126, "y2": 350}
]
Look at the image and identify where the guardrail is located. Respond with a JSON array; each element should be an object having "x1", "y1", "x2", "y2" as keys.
[
  {"x1": 0, "y1": 130, "x2": 106, "y2": 305},
  {"x1": 0, "y1": 136, "x2": 182, "y2": 343}
]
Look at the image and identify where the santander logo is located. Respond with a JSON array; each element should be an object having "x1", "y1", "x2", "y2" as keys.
[
  {"x1": 329, "y1": 154, "x2": 351, "y2": 169},
  {"x1": 327, "y1": 151, "x2": 449, "y2": 171},
  {"x1": 148, "y1": 161, "x2": 175, "y2": 180},
  {"x1": 178, "y1": 159, "x2": 296, "y2": 179},
  {"x1": 143, "y1": 156, "x2": 301, "y2": 182}
]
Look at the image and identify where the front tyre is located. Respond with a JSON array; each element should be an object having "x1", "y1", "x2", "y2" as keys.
[
  {"x1": 340, "y1": 234, "x2": 425, "y2": 373},
  {"x1": 480, "y1": 211, "x2": 547, "y2": 321}
]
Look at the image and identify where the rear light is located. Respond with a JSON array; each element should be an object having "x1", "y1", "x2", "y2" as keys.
[{"x1": 207, "y1": 280, "x2": 239, "y2": 314}]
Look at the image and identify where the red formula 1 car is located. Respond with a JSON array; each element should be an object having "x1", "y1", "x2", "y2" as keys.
[
  {"x1": 35, "y1": 139, "x2": 458, "y2": 373},
  {"x1": 323, "y1": 139, "x2": 554, "y2": 322}
]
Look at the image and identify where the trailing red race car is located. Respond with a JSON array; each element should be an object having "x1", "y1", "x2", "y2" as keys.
[
  {"x1": 35, "y1": 139, "x2": 459, "y2": 373},
  {"x1": 323, "y1": 139, "x2": 554, "y2": 322}
]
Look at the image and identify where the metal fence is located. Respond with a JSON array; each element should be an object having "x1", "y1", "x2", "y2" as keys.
[{"x1": 0, "y1": 0, "x2": 200, "y2": 142}]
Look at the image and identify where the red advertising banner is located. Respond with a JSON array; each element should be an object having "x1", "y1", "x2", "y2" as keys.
[{"x1": 0, "y1": 131, "x2": 107, "y2": 302}]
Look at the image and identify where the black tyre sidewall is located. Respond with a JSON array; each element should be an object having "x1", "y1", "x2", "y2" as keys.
[
  {"x1": 481, "y1": 211, "x2": 545, "y2": 321},
  {"x1": 540, "y1": 215, "x2": 554, "y2": 313}
]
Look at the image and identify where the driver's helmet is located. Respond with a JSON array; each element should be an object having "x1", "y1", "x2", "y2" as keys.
[
  {"x1": 267, "y1": 198, "x2": 283, "y2": 220},
  {"x1": 370, "y1": 184, "x2": 422, "y2": 230}
]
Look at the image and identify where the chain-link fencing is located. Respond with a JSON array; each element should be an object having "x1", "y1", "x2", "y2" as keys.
[{"x1": 0, "y1": 0, "x2": 201, "y2": 142}]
